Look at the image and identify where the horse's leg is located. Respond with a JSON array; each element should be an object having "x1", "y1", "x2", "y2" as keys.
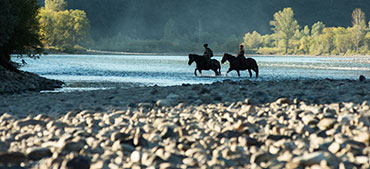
[
  {"x1": 199, "y1": 69, "x2": 202, "y2": 76},
  {"x1": 248, "y1": 69, "x2": 252, "y2": 78},
  {"x1": 226, "y1": 69, "x2": 232, "y2": 77},
  {"x1": 213, "y1": 69, "x2": 218, "y2": 76},
  {"x1": 253, "y1": 66, "x2": 259, "y2": 78},
  {"x1": 194, "y1": 68, "x2": 198, "y2": 76},
  {"x1": 237, "y1": 70, "x2": 240, "y2": 77}
]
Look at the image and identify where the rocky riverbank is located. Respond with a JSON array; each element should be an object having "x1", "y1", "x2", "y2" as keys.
[
  {"x1": 0, "y1": 79, "x2": 369, "y2": 168},
  {"x1": 0, "y1": 66, "x2": 64, "y2": 94}
]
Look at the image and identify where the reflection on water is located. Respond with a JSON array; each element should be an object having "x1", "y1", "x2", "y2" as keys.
[{"x1": 13, "y1": 54, "x2": 370, "y2": 91}]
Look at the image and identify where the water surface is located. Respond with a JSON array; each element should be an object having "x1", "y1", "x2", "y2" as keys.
[{"x1": 14, "y1": 54, "x2": 370, "y2": 91}]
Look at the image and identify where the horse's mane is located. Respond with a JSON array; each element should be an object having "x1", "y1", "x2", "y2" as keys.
[{"x1": 224, "y1": 53, "x2": 236, "y2": 58}]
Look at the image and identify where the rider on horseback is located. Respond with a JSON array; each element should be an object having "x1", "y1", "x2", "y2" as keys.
[
  {"x1": 237, "y1": 44, "x2": 247, "y2": 65},
  {"x1": 203, "y1": 44, "x2": 213, "y2": 67}
]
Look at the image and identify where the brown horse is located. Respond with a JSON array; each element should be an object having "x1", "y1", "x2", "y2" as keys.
[
  {"x1": 221, "y1": 53, "x2": 258, "y2": 77},
  {"x1": 188, "y1": 54, "x2": 221, "y2": 76}
]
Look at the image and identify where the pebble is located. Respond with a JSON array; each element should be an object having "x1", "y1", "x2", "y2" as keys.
[
  {"x1": 317, "y1": 118, "x2": 336, "y2": 130},
  {"x1": 130, "y1": 151, "x2": 142, "y2": 163},
  {"x1": 328, "y1": 142, "x2": 341, "y2": 154},
  {"x1": 0, "y1": 79, "x2": 369, "y2": 168}
]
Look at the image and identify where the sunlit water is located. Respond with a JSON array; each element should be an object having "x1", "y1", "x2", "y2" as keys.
[{"x1": 13, "y1": 54, "x2": 370, "y2": 92}]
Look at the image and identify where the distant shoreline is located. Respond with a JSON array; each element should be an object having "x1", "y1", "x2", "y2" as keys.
[{"x1": 43, "y1": 49, "x2": 370, "y2": 58}]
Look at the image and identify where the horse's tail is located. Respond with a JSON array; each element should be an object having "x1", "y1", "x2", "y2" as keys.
[{"x1": 254, "y1": 60, "x2": 259, "y2": 78}]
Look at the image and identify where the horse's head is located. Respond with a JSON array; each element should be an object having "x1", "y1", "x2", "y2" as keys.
[
  {"x1": 221, "y1": 53, "x2": 229, "y2": 64},
  {"x1": 188, "y1": 54, "x2": 195, "y2": 65}
]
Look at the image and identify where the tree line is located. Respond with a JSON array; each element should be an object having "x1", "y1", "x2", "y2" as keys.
[
  {"x1": 2, "y1": 0, "x2": 370, "y2": 73},
  {"x1": 243, "y1": 8, "x2": 370, "y2": 55}
]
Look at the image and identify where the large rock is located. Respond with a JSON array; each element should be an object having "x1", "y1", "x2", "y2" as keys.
[
  {"x1": 66, "y1": 156, "x2": 91, "y2": 169},
  {"x1": 62, "y1": 141, "x2": 85, "y2": 152},
  {"x1": 0, "y1": 152, "x2": 27, "y2": 165},
  {"x1": 27, "y1": 147, "x2": 52, "y2": 160}
]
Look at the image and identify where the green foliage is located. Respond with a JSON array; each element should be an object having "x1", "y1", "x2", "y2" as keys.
[
  {"x1": 243, "y1": 31, "x2": 263, "y2": 52},
  {"x1": 45, "y1": 0, "x2": 67, "y2": 11},
  {"x1": 0, "y1": 0, "x2": 42, "y2": 71},
  {"x1": 38, "y1": 1, "x2": 90, "y2": 52},
  {"x1": 0, "y1": 0, "x2": 42, "y2": 57},
  {"x1": 332, "y1": 27, "x2": 352, "y2": 54},
  {"x1": 311, "y1": 22, "x2": 325, "y2": 36},
  {"x1": 351, "y1": 8, "x2": 366, "y2": 52},
  {"x1": 243, "y1": 7, "x2": 370, "y2": 56},
  {"x1": 270, "y1": 8, "x2": 300, "y2": 54}
]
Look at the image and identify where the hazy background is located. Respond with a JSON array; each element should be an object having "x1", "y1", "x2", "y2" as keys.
[{"x1": 37, "y1": 0, "x2": 370, "y2": 52}]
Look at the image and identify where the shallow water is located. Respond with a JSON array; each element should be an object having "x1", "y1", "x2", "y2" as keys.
[{"x1": 13, "y1": 54, "x2": 370, "y2": 91}]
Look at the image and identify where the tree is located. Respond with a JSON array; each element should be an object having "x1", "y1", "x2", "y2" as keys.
[
  {"x1": 243, "y1": 31, "x2": 262, "y2": 51},
  {"x1": 351, "y1": 8, "x2": 366, "y2": 52},
  {"x1": 302, "y1": 25, "x2": 310, "y2": 36},
  {"x1": 38, "y1": 0, "x2": 90, "y2": 51},
  {"x1": 333, "y1": 27, "x2": 352, "y2": 54},
  {"x1": 45, "y1": 0, "x2": 67, "y2": 11},
  {"x1": 311, "y1": 21, "x2": 325, "y2": 36},
  {"x1": 318, "y1": 28, "x2": 335, "y2": 55},
  {"x1": 270, "y1": 8, "x2": 300, "y2": 54},
  {"x1": 0, "y1": 0, "x2": 42, "y2": 72}
]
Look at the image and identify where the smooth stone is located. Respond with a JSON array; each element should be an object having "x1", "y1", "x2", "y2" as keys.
[
  {"x1": 354, "y1": 132, "x2": 370, "y2": 145},
  {"x1": 14, "y1": 119, "x2": 46, "y2": 128},
  {"x1": 156, "y1": 99, "x2": 173, "y2": 107},
  {"x1": 250, "y1": 152, "x2": 275, "y2": 164},
  {"x1": 276, "y1": 98, "x2": 292, "y2": 105},
  {"x1": 26, "y1": 147, "x2": 52, "y2": 160},
  {"x1": 355, "y1": 156, "x2": 369, "y2": 164},
  {"x1": 290, "y1": 151, "x2": 336, "y2": 166},
  {"x1": 130, "y1": 151, "x2": 141, "y2": 163},
  {"x1": 90, "y1": 161, "x2": 110, "y2": 169},
  {"x1": 302, "y1": 114, "x2": 318, "y2": 125},
  {"x1": 0, "y1": 152, "x2": 27, "y2": 165},
  {"x1": 15, "y1": 133, "x2": 34, "y2": 141},
  {"x1": 328, "y1": 142, "x2": 340, "y2": 154},
  {"x1": 62, "y1": 141, "x2": 85, "y2": 152},
  {"x1": 183, "y1": 157, "x2": 197, "y2": 166},
  {"x1": 66, "y1": 156, "x2": 91, "y2": 169},
  {"x1": 317, "y1": 118, "x2": 336, "y2": 130},
  {"x1": 110, "y1": 132, "x2": 129, "y2": 142}
]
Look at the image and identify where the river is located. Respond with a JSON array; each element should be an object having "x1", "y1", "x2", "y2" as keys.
[{"x1": 13, "y1": 54, "x2": 370, "y2": 92}]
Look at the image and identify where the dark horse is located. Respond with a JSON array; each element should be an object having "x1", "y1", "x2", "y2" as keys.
[
  {"x1": 221, "y1": 53, "x2": 258, "y2": 77},
  {"x1": 188, "y1": 54, "x2": 221, "y2": 76}
]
